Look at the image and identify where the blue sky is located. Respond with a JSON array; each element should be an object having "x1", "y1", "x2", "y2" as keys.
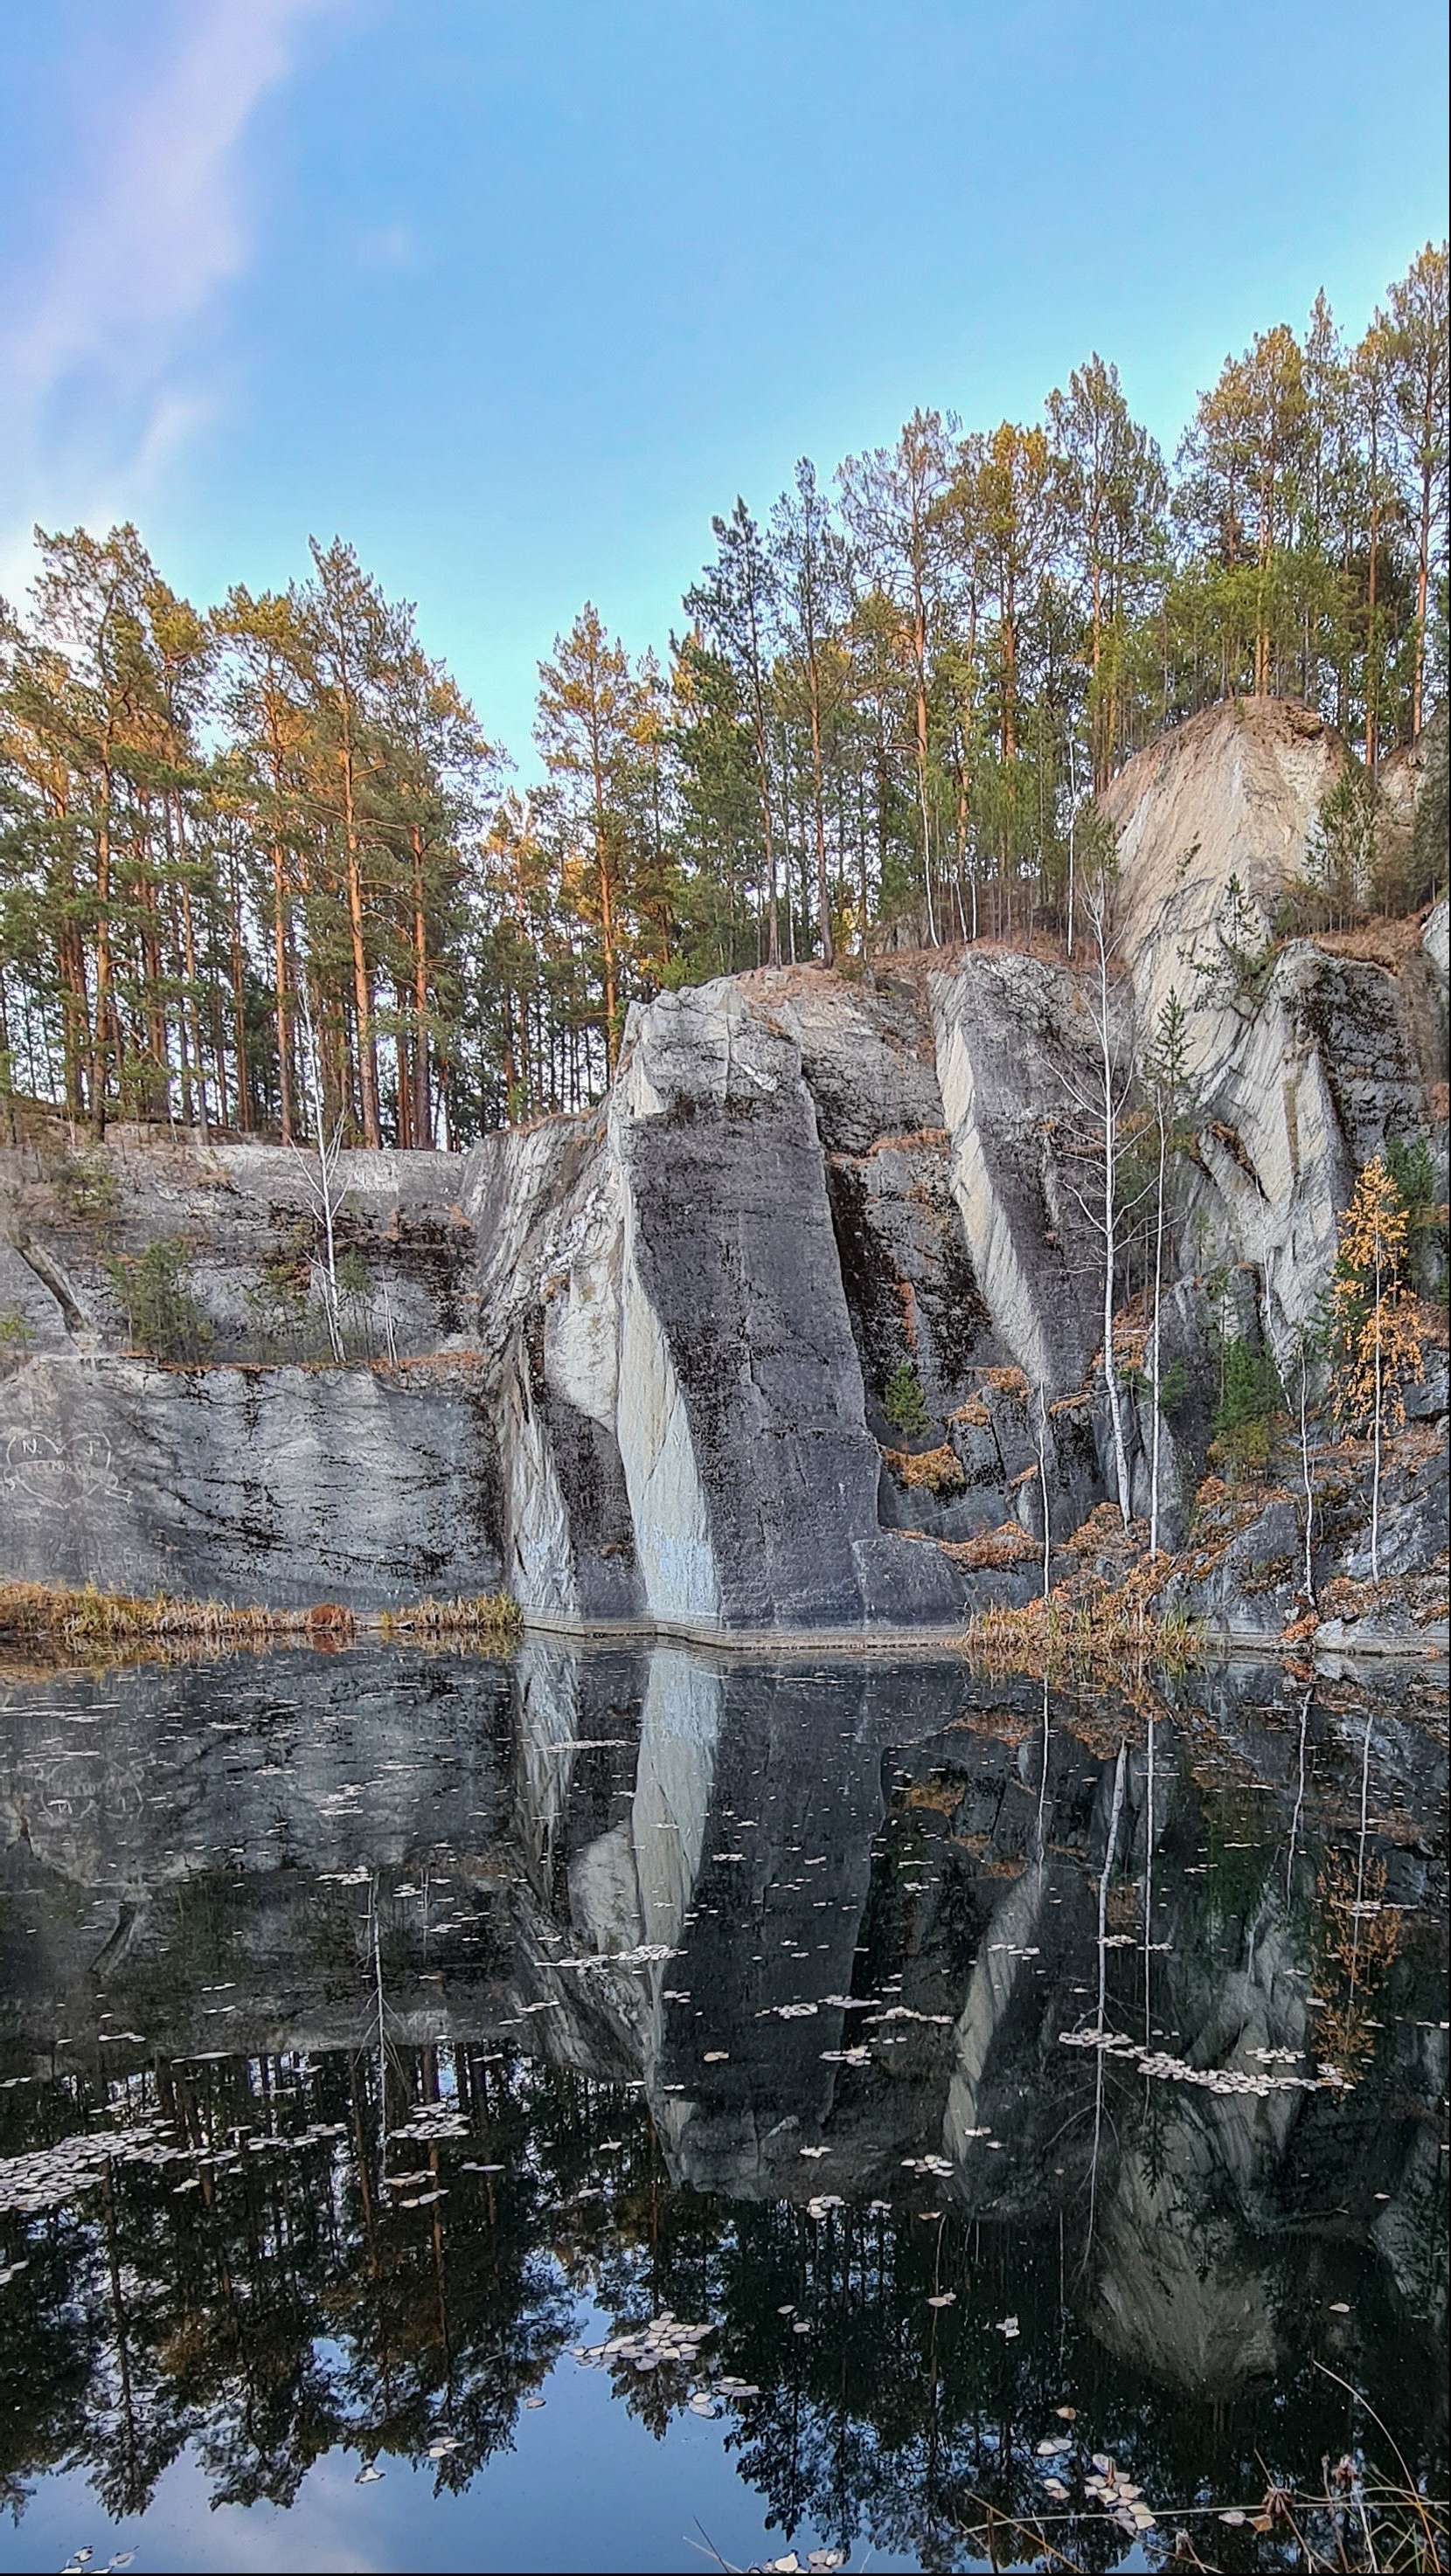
[{"x1": 2, "y1": 0, "x2": 1447, "y2": 766}]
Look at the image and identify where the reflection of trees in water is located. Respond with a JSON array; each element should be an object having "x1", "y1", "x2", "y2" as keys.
[
  {"x1": 1, "y1": 1662, "x2": 1447, "y2": 2566},
  {"x1": 2, "y1": 2028, "x2": 1446, "y2": 2568},
  {"x1": 1, "y1": 2050, "x2": 611, "y2": 2520}
]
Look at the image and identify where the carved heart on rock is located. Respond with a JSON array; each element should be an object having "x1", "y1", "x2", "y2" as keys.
[{"x1": 3, "y1": 1430, "x2": 121, "y2": 1507}]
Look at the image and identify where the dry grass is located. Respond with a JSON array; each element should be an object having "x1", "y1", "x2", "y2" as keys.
[
  {"x1": 0, "y1": 1581, "x2": 337, "y2": 1649},
  {"x1": 978, "y1": 1364, "x2": 1029, "y2": 1398},
  {"x1": 375, "y1": 1592, "x2": 522, "y2": 1641},
  {"x1": 942, "y1": 1520, "x2": 1040, "y2": 1571},
  {"x1": 1309, "y1": 912, "x2": 1434, "y2": 968},
  {"x1": 880, "y1": 1441, "x2": 966, "y2": 1493},
  {"x1": 1410, "y1": 1291, "x2": 1450, "y2": 1353},
  {"x1": 901, "y1": 1776, "x2": 961, "y2": 1812},
  {"x1": 962, "y1": 2454, "x2": 1448, "y2": 2573},
  {"x1": 0, "y1": 1580, "x2": 521, "y2": 1658},
  {"x1": 962, "y1": 1574, "x2": 1201, "y2": 1679}
]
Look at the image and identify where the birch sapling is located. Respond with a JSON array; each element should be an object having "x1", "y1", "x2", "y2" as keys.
[
  {"x1": 1060, "y1": 870, "x2": 1136, "y2": 1527},
  {"x1": 1145, "y1": 991, "x2": 1189, "y2": 1555}
]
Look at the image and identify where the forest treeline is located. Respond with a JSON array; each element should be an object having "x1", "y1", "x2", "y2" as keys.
[{"x1": 1, "y1": 244, "x2": 1446, "y2": 1147}]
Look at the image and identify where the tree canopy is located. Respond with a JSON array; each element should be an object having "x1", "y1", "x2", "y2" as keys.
[{"x1": 1, "y1": 245, "x2": 1445, "y2": 1146}]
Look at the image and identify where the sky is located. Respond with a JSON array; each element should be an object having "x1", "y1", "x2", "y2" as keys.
[{"x1": 1, "y1": 0, "x2": 1447, "y2": 767}]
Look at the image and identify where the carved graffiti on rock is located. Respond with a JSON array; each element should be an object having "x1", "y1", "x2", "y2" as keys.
[{"x1": 3, "y1": 1430, "x2": 128, "y2": 1511}]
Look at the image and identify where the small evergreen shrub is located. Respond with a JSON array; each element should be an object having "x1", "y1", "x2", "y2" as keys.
[
  {"x1": 104, "y1": 1238, "x2": 212, "y2": 1361},
  {"x1": 1386, "y1": 1134, "x2": 1446, "y2": 1295},
  {"x1": 883, "y1": 1359, "x2": 929, "y2": 1437},
  {"x1": 51, "y1": 1151, "x2": 119, "y2": 1230},
  {"x1": 0, "y1": 1311, "x2": 33, "y2": 1366},
  {"x1": 1210, "y1": 1333, "x2": 1284, "y2": 1475},
  {"x1": 244, "y1": 1261, "x2": 310, "y2": 1359}
]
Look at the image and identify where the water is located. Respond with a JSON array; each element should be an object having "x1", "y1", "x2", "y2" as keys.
[{"x1": 1, "y1": 1642, "x2": 1446, "y2": 2573}]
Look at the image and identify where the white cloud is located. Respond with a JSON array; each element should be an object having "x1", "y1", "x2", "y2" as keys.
[{"x1": 0, "y1": 0, "x2": 344, "y2": 599}]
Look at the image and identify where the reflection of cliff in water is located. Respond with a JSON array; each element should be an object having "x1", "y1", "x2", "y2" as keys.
[{"x1": 1, "y1": 1642, "x2": 1447, "y2": 2552}]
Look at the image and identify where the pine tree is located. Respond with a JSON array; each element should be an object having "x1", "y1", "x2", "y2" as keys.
[
  {"x1": 296, "y1": 538, "x2": 399, "y2": 1149},
  {"x1": 0, "y1": 246, "x2": 1444, "y2": 1151},
  {"x1": 1047, "y1": 356, "x2": 1166, "y2": 784},
  {"x1": 1387, "y1": 244, "x2": 1450, "y2": 737},
  {"x1": 838, "y1": 411, "x2": 954, "y2": 944},
  {"x1": 684, "y1": 504, "x2": 783, "y2": 966},
  {"x1": 536, "y1": 606, "x2": 652, "y2": 1076},
  {"x1": 771, "y1": 459, "x2": 850, "y2": 965}
]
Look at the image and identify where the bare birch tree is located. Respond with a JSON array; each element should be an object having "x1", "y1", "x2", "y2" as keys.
[
  {"x1": 1144, "y1": 990, "x2": 1189, "y2": 1555},
  {"x1": 1060, "y1": 868, "x2": 1136, "y2": 1527}
]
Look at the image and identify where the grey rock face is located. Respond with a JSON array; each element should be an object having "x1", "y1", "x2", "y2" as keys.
[
  {"x1": 1102, "y1": 700, "x2": 1446, "y2": 1354},
  {"x1": 1, "y1": 1354, "x2": 501, "y2": 1609},
  {"x1": 931, "y1": 949, "x2": 1118, "y2": 1395},
  {"x1": 616, "y1": 986, "x2": 962, "y2": 1628},
  {"x1": 1, "y1": 702, "x2": 1444, "y2": 1634}
]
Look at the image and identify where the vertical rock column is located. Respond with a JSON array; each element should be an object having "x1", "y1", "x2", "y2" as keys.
[{"x1": 612, "y1": 984, "x2": 963, "y2": 1630}]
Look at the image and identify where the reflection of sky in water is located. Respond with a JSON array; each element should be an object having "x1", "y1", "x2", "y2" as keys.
[
  {"x1": 0, "y1": 1644, "x2": 1447, "y2": 2573},
  {"x1": 9, "y1": 2316, "x2": 890, "y2": 2576}
]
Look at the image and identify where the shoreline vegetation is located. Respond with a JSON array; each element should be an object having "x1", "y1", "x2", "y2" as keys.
[
  {"x1": 0, "y1": 1580, "x2": 523, "y2": 1662},
  {"x1": 960, "y1": 1585, "x2": 1203, "y2": 1679},
  {"x1": 1, "y1": 1574, "x2": 1443, "y2": 1676}
]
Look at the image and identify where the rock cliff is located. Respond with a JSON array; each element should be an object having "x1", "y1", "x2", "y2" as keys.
[{"x1": 2, "y1": 699, "x2": 1446, "y2": 1644}]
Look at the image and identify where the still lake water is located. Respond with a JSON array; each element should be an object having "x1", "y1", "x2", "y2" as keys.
[{"x1": 0, "y1": 1641, "x2": 1446, "y2": 2573}]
